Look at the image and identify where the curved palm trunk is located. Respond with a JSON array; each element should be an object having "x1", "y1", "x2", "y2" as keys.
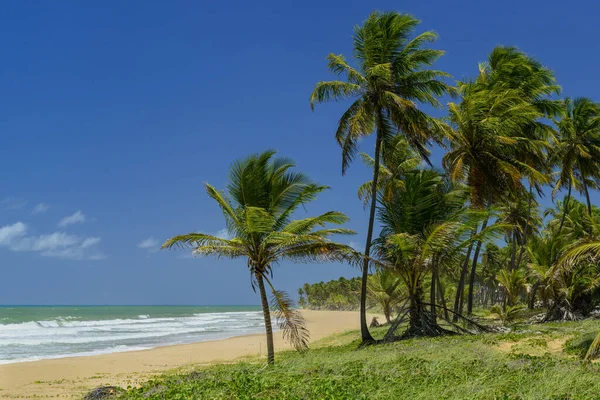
[
  {"x1": 453, "y1": 236, "x2": 475, "y2": 322},
  {"x1": 509, "y1": 230, "x2": 518, "y2": 271},
  {"x1": 558, "y1": 182, "x2": 572, "y2": 234},
  {"x1": 467, "y1": 215, "x2": 489, "y2": 315},
  {"x1": 256, "y1": 273, "x2": 275, "y2": 365},
  {"x1": 359, "y1": 124, "x2": 383, "y2": 344}
]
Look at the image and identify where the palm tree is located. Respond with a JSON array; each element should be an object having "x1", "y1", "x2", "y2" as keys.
[
  {"x1": 443, "y1": 47, "x2": 559, "y2": 315},
  {"x1": 496, "y1": 269, "x2": 526, "y2": 306},
  {"x1": 367, "y1": 269, "x2": 404, "y2": 323},
  {"x1": 374, "y1": 169, "x2": 497, "y2": 338},
  {"x1": 310, "y1": 11, "x2": 454, "y2": 342},
  {"x1": 552, "y1": 97, "x2": 600, "y2": 234},
  {"x1": 443, "y1": 82, "x2": 541, "y2": 316},
  {"x1": 357, "y1": 136, "x2": 421, "y2": 206},
  {"x1": 162, "y1": 151, "x2": 357, "y2": 364}
]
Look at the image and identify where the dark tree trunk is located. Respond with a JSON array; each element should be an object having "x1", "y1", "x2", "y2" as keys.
[
  {"x1": 408, "y1": 287, "x2": 425, "y2": 334},
  {"x1": 583, "y1": 178, "x2": 593, "y2": 238},
  {"x1": 516, "y1": 185, "x2": 534, "y2": 269},
  {"x1": 359, "y1": 124, "x2": 383, "y2": 344},
  {"x1": 453, "y1": 240, "x2": 475, "y2": 322},
  {"x1": 467, "y1": 216, "x2": 489, "y2": 315},
  {"x1": 256, "y1": 273, "x2": 274, "y2": 365},
  {"x1": 384, "y1": 302, "x2": 391, "y2": 324},
  {"x1": 436, "y1": 273, "x2": 450, "y2": 321},
  {"x1": 558, "y1": 182, "x2": 572, "y2": 234},
  {"x1": 508, "y1": 230, "x2": 518, "y2": 271},
  {"x1": 528, "y1": 281, "x2": 539, "y2": 310},
  {"x1": 430, "y1": 264, "x2": 437, "y2": 325}
]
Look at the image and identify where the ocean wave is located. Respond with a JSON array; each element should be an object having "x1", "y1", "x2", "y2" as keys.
[{"x1": 0, "y1": 310, "x2": 266, "y2": 363}]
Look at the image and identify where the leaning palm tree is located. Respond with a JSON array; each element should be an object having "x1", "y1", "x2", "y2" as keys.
[
  {"x1": 444, "y1": 47, "x2": 559, "y2": 315},
  {"x1": 552, "y1": 97, "x2": 600, "y2": 234},
  {"x1": 310, "y1": 11, "x2": 454, "y2": 342},
  {"x1": 163, "y1": 151, "x2": 357, "y2": 364}
]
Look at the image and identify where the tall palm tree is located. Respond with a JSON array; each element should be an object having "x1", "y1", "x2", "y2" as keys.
[
  {"x1": 162, "y1": 151, "x2": 357, "y2": 364},
  {"x1": 443, "y1": 82, "x2": 541, "y2": 316},
  {"x1": 552, "y1": 97, "x2": 600, "y2": 234},
  {"x1": 444, "y1": 47, "x2": 559, "y2": 315},
  {"x1": 310, "y1": 11, "x2": 454, "y2": 342}
]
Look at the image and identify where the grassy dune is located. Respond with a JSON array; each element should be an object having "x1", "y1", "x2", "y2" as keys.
[{"x1": 117, "y1": 319, "x2": 600, "y2": 400}]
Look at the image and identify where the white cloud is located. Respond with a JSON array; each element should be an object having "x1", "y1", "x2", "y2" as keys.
[
  {"x1": 81, "y1": 237, "x2": 101, "y2": 249},
  {"x1": 0, "y1": 222, "x2": 27, "y2": 245},
  {"x1": 0, "y1": 222, "x2": 104, "y2": 260},
  {"x1": 215, "y1": 228, "x2": 231, "y2": 240},
  {"x1": 31, "y1": 203, "x2": 50, "y2": 214},
  {"x1": 58, "y1": 211, "x2": 86, "y2": 228},
  {"x1": 138, "y1": 237, "x2": 159, "y2": 251},
  {"x1": 1, "y1": 197, "x2": 27, "y2": 210},
  {"x1": 348, "y1": 241, "x2": 363, "y2": 251},
  {"x1": 11, "y1": 232, "x2": 80, "y2": 252}
]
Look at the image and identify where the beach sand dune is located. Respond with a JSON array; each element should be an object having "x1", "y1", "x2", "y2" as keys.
[{"x1": 0, "y1": 310, "x2": 374, "y2": 399}]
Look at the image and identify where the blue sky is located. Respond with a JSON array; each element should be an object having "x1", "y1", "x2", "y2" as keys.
[{"x1": 1, "y1": 0, "x2": 598, "y2": 305}]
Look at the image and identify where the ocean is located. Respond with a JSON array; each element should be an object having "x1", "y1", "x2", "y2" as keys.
[{"x1": 0, "y1": 305, "x2": 265, "y2": 364}]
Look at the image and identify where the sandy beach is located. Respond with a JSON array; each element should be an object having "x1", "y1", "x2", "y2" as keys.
[{"x1": 0, "y1": 310, "x2": 374, "y2": 399}]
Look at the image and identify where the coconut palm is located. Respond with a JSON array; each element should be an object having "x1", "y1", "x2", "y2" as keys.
[
  {"x1": 162, "y1": 151, "x2": 357, "y2": 364},
  {"x1": 357, "y1": 136, "x2": 421, "y2": 206},
  {"x1": 443, "y1": 47, "x2": 560, "y2": 315},
  {"x1": 552, "y1": 97, "x2": 600, "y2": 234},
  {"x1": 367, "y1": 269, "x2": 404, "y2": 323},
  {"x1": 374, "y1": 169, "x2": 498, "y2": 338},
  {"x1": 310, "y1": 11, "x2": 454, "y2": 342},
  {"x1": 444, "y1": 83, "x2": 541, "y2": 316},
  {"x1": 496, "y1": 269, "x2": 526, "y2": 306},
  {"x1": 527, "y1": 234, "x2": 559, "y2": 309}
]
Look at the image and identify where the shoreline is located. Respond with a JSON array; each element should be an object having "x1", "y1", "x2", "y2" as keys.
[{"x1": 0, "y1": 310, "x2": 374, "y2": 399}]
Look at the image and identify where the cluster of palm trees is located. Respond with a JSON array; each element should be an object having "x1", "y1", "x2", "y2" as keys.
[
  {"x1": 311, "y1": 12, "x2": 600, "y2": 346},
  {"x1": 163, "y1": 11, "x2": 600, "y2": 363}
]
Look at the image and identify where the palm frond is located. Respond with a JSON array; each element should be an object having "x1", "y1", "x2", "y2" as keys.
[{"x1": 263, "y1": 276, "x2": 310, "y2": 352}]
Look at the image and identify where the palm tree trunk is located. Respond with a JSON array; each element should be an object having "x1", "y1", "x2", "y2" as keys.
[
  {"x1": 436, "y1": 273, "x2": 449, "y2": 321},
  {"x1": 384, "y1": 303, "x2": 391, "y2": 324},
  {"x1": 467, "y1": 216, "x2": 489, "y2": 315},
  {"x1": 558, "y1": 181, "x2": 572, "y2": 234},
  {"x1": 528, "y1": 281, "x2": 539, "y2": 310},
  {"x1": 509, "y1": 230, "x2": 518, "y2": 271},
  {"x1": 583, "y1": 178, "x2": 593, "y2": 238},
  {"x1": 453, "y1": 239, "x2": 475, "y2": 322},
  {"x1": 256, "y1": 273, "x2": 275, "y2": 365},
  {"x1": 430, "y1": 264, "x2": 437, "y2": 315},
  {"x1": 430, "y1": 263, "x2": 437, "y2": 325},
  {"x1": 359, "y1": 124, "x2": 383, "y2": 343},
  {"x1": 516, "y1": 185, "x2": 534, "y2": 270}
]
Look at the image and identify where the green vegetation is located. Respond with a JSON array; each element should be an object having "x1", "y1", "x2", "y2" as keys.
[
  {"x1": 162, "y1": 151, "x2": 358, "y2": 364},
  {"x1": 310, "y1": 11, "x2": 455, "y2": 343},
  {"x1": 305, "y1": 11, "x2": 600, "y2": 353},
  {"x1": 119, "y1": 320, "x2": 600, "y2": 399},
  {"x1": 155, "y1": 9, "x2": 600, "y2": 393},
  {"x1": 298, "y1": 277, "x2": 361, "y2": 311}
]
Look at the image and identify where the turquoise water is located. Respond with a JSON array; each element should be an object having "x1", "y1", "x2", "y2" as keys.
[{"x1": 0, "y1": 305, "x2": 263, "y2": 364}]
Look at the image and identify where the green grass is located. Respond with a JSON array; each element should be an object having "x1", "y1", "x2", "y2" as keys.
[{"x1": 118, "y1": 320, "x2": 600, "y2": 400}]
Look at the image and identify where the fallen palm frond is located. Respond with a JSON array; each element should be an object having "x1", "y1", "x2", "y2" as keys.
[
  {"x1": 264, "y1": 276, "x2": 310, "y2": 352},
  {"x1": 584, "y1": 331, "x2": 600, "y2": 360}
]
